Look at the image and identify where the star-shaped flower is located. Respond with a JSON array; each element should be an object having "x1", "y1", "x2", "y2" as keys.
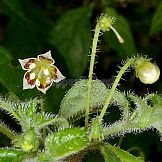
[{"x1": 19, "y1": 51, "x2": 65, "y2": 94}]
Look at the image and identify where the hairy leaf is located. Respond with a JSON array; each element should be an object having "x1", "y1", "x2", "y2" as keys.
[
  {"x1": 0, "y1": 121, "x2": 17, "y2": 140},
  {"x1": 0, "y1": 148, "x2": 25, "y2": 162},
  {"x1": 129, "y1": 94, "x2": 162, "y2": 129},
  {"x1": 44, "y1": 128, "x2": 89, "y2": 161},
  {"x1": 60, "y1": 79, "x2": 129, "y2": 120},
  {"x1": 32, "y1": 112, "x2": 69, "y2": 129},
  {"x1": 101, "y1": 144, "x2": 144, "y2": 162}
]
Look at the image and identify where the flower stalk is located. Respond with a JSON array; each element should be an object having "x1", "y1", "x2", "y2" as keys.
[
  {"x1": 85, "y1": 23, "x2": 101, "y2": 128},
  {"x1": 86, "y1": 14, "x2": 124, "y2": 128},
  {"x1": 98, "y1": 58, "x2": 134, "y2": 120}
]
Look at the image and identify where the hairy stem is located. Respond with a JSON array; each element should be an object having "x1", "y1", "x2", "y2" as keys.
[
  {"x1": 0, "y1": 122, "x2": 17, "y2": 140},
  {"x1": 85, "y1": 23, "x2": 101, "y2": 128},
  {"x1": 103, "y1": 121, "x2": 138, "y2": 137},
  {"x1": 99, "y1": 58, "x2": 135, "y2": 120},
  {"x1": 39, "y1": 97, "x2": 46, "y2": 139}
]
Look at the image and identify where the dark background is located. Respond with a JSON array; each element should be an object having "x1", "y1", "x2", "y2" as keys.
[{"x1": 0, "y1": 0, "x2": 162, "y2": 161}]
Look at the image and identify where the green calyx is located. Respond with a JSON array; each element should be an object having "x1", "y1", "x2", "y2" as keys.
[
  {"x1": 98, "y1": 14, "x2": 115, "y2": 32},
  {"x1": 89, "y1": 118, "x2": 104, "y2": 142},
  {"x1": 18, "y1": 129, "x2": 39, "y2": 152}
]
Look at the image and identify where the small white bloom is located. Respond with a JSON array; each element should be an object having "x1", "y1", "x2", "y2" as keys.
[{"x1": 19, "y1": 51, "x2": 65, "y2": 93}]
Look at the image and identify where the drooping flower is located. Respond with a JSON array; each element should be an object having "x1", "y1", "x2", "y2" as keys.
[
  {"x1": 19, "y1": 51, "x2": 65, "y2": 94},
  {"x1": 98, "y1": 14, "x2": 124, "y2": 43}
]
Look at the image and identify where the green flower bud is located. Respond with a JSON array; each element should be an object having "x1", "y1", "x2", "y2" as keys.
[
  {"x1": 135, "y1": 61, "x2": 160, "y2": 84},
  {"x1": 89, "y1": 118, "x2": 104, "y2": 142},
  {"x1": 98, "y1": 14, "x2": 114, "y2": 32},
  {"x1": 20, "y1": 129, "x2": 39, "y2": 152}
]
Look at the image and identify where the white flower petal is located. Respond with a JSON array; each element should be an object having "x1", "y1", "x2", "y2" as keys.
[
  {"x1": 37, "y1": 51, "x2": 55, "y2": 64},
  {"x1": 18, "y1": 58, "x2": 36, "y2": 70},
  {"x1": 53, "y1": 67, "x2": 66, "y2": 83},
  {"x1": 36, "y1": 82, "x2": 53, "y2": 94},
  {"x1": 29, "y1": 63, "x2": 36, "y2": 70},
  {"x1": 23, "y1": 73, "x2": 35, "y2": 90}
]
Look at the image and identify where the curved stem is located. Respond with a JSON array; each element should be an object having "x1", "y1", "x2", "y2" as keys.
[
  {"x1": 99, "y1": 58, "x2": 135, "y2": 120},
  {"x1": 85, "y1": 23, "x2": 101, "y2": 128}
]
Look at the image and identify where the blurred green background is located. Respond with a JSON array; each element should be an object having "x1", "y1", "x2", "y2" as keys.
[{"x1": 0, "y1": 0, "x2": 162, "y2": 161}]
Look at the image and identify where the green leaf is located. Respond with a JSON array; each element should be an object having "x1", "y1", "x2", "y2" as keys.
[
  {"x1": 150, "y1": 2, "x2": 162, "y2": 35},
  {"x1": 104, "y1": 8, "x2": 136, "y2": 58},
  {"x1": 152, "y1": 122, "x2": 162, "y2": 140},
  {"x1": 44, "y1": 128, "x2": 89, "y2": 160},
  {"x1": 0, "y1": 148, "x2": 25, "y2": 162},
  {"x1": 60, "y1": 79, "x2": 129, "y2": 120},
  {"x1": 1, "y1": 0, "x2": 51, "y2": 56},
  {"x1": 101, "y1": 144, "x2": 144, "y2": 162},
  {"x1": 49, "y1": 6, "x2": 92, "y2": 77},
  {"x1": 0, "y1": 0, "x2": 27, "y2": 22},
  {"x1": 0, "y1": 47, "x2": 41, "y2": 97},
  {"x1": 129, "y1": 94, "x2": 162, "y2": 129},
  {"x1": 0, "y1": 120, "x2": 17, "y2": 140},
  {"x1": 0, "y1": 47, "x2": 22, "y2": 94},
  {"x1": 60, "y1": 80, "x2": 107, "y2": 120},
  {"x1": 33, "y1": 113, "x2": 69, "y2": 129}
]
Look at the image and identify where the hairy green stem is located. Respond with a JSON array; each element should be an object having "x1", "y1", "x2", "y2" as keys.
[
  {"x1": 103, "y1": 121, "x2": 138, "y2": 137},
  {"x1": 39, "y1": 97, "x2": 46, "y2": 139},
  {"x1": 85, "y1": 23, "x2": 101, "y2": 128},
  {"x1": 99, "y1": 58, "x2": 135, "y2": 120},
  {"x1": 0, "y1": 122, "x2": 17, "y2": 140}
]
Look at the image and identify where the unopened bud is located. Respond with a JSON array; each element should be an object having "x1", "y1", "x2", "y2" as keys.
[{"x1": 135, "y1": 61, "x2": 160, "y2": 84}]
